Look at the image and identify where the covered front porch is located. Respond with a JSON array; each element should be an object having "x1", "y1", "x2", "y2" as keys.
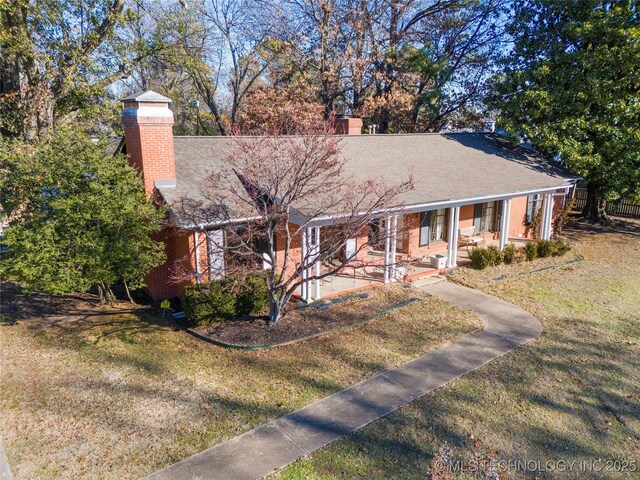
[
  {"x1": 309, "y1": 237, "x2": 530, "y2": 299},
  {"x1": 297, "y1": 190, "x2": 562, "y2": 302}
]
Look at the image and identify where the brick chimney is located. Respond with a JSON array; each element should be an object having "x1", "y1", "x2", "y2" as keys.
[
  {"x1": 121, "y1": 91, "x2": 175, "y2": 197},
  {"x1": 334, "y1": 114, "x2": 363, "y2": 135}
]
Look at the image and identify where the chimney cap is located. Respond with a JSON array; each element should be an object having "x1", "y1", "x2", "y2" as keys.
[{"x1": 120, "y1": 90, "x2": 172, "y2": 103}]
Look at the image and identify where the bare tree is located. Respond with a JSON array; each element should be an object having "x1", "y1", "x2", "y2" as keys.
[
  {"x1": 0, "y1": 0, "x2": 131, "y2": 139},
  {"x1": 175, "y1": 122, "x2": 413, "y2": 323}
]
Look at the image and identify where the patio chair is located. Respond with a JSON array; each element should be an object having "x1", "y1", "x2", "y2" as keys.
[{"x1": 458, "y1": 226, "x2": 485, "y2": 252}]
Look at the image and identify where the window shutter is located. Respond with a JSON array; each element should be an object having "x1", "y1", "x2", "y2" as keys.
[
  {"x1": 419, "y1": 212, "x2": 431, "y2": 246},
  {"x1": 496, "y1": 201, "x2": 503, "y2": 232},
  {"x1": 473, "y1": 203, "x2": 483, "y2": 233},
  {"x1": 525, "y1": 195, "x2": 534, "y2": 224}
]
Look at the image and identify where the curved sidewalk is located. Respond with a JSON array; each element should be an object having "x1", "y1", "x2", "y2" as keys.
[{"x1": 143, "y1": 281, "x2": 541, "y2": 480}]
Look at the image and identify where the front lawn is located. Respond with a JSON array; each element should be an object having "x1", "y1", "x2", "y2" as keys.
[
  {"x1": 0, "y1": 284, "x2": 481, "y2": 479},
  {"x1": 273, "y1": 217, "x2": 640, "y2": 480}
]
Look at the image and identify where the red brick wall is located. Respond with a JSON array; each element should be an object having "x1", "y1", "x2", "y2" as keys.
[
  {"x1": 508, "y1": 196, "x2": 530, "y2": 238},
  {"x1": 275, "y1": 224, "x2": 303, "y2": 280},
  {"x1": 122, "y1": 111, "x2": 175, "y2": 198},
  {"x1": 146, "y1": 228, "x2": 195, "y2": 300},
  {"x1": 334, "y1": 117, "x2": 363, "y2": 135}
]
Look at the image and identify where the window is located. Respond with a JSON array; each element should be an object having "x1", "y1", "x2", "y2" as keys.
[
  {"x1": 368, "y1": 219, "x2": 384, "y2": 248},
  {"x1": 430, "y1": 209, "x2": 447, "y2": 242},
  {"x1": 419, "y1": 212, "x2": 430, "y2": 246},
  {"x1": 480, "y1": 202, "x2": 497, "y2": 232},
  {"x1": 525, "y1": 195, "x2": 541, "y2": 225}
]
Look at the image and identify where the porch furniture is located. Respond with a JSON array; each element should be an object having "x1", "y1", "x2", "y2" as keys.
[
  {"x1": 429, "y1": 254, "x2": 447, "y2": 269},
  {"x1": 458, "y1": 226, "x2": 485, "y2": 251}
]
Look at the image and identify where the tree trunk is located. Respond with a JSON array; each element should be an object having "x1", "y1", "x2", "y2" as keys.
[
  {"x1": 123, "y1": 279, "x2": 134, "y2": 304},
  {"x1": 268, "y1": 298, "x2": 283, "y2": 325},
  {"x1": 582, "y1": 183, "x2": 608, "y2": 223}
]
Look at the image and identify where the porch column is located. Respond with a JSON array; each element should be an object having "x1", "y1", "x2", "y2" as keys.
[
  {"x1": 390, "y1": 215, "x2": 398, "y2": 281},
  {"x1": 194, "y1": 231, "x2": 201, "y2": 284},
  {"x1": 383, "y1": 215, "x2": 391, "y2": 283},
  {"x1": 499, "y1": 199, "x2": 511, "y2": 251},
  {"x1": 548, "y1": 193, "x2": 555, "y2": 238},
  {"x1": 541, "y1": 193, "x2": 554, "y2": 240},
  {"x1": 300, "y1": 228, "x2": 309, "y2": 302},
  {"x1": 446, "y1": 206, "x2": 460, "y2": 268},
  {"x1": 314, "y1": 226, "x2": 321, "y2": 300}
]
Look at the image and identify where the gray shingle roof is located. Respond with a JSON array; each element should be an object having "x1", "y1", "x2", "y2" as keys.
[{"x1": 155, "y1": 133, "x2": 575, "y2": 226}]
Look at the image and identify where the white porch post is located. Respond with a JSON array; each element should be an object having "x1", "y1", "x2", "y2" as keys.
[
  {"x1": 499, "y1": 199, "x2": 511, "y2": 251},
  {"x1": 547, "y1": 193, "x2": 555, "y2": 238},
  {"x1": 383, "y1": 215, "x2": 391, "y2": 284},
  {"x1": 314, "y1": 226, "x2": 321, "y2": 300},
  {"x1": 541, "y1": 193, "x2": 554, "y2": 240},
  {"x1": 300, "y1": 228, "x2": 308, "y2": 302},
  {"x1": 390, "y1": 215, "x2": 398, "y2": 281},
  {"x1": 446, "y1": 206, "x2": 460, "y2": 268},
  {"x1": 193, "y1": 231, "x2": 201, "y2": 284}
]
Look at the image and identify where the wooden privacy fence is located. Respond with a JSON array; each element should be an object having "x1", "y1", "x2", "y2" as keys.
[{"x1": 573, "y1": 188, "x2": 640, "y2": 218}]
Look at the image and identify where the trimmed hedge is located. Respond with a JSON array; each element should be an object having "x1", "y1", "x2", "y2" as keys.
[
  {"x1": 502, "y1": 243, "x2": 517, "y2": 264},
  {"x1": 536, "y1": 239, "x2": 553, "y2": 258},
  {"x1": 470, "y1": 244, "x2": 503, "y2": 269},
  {"x1": 469, "y1": 239, "x2": 571, "y2": 270},
  {"x1": 182, "y1": 273, "x2": 270, "y2": 327},
  {"x1": 523, "y1": 242, "x2": 538, "y2": 261}
]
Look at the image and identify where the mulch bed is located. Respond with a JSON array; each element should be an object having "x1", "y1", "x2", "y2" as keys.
[{"x1": 190, "y1": 285, "x2": 422, "y2": 347}]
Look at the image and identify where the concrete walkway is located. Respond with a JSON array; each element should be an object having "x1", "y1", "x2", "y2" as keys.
[{"x1": 143, "y1": 281, "x2": 541, "y2": 480}]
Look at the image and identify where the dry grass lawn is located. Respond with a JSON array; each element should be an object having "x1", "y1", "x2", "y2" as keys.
[
  {"x1": 0, "y1": 284, "x2": 481, "y2": 479},
  {"x1": 272, "y1": 217, "x2": 640, "y2": 480}
]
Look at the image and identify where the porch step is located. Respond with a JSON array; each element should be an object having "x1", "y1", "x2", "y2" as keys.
[{"x1": 411, "y1": 275, "x2": 447, "y2": 288}]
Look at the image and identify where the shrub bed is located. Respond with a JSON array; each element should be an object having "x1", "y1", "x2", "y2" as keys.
[
  {"x1": 182, "y1": 273, "x2": 270, "y2": 327},
  {"x1": 469, "y1": 239, "x2": 570, "y2": 270}
]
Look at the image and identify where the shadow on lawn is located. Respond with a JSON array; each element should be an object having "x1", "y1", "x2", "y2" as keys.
[
  {"x1": 564, "y1": 214, "x2": 640, "y2": 239},
  {"x1": 285, "y1": 321, "x2": 640, "y2": 479},
  {"x1": 1, "y1": 281, "x2": 176, "y2": 345}
]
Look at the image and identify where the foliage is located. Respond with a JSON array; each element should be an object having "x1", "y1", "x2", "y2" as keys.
[
  {"x1": 469, "y1": 239, "x2": 569, "y2": 270},
  {"x1": 182, "y1": 281, "x2": 237, "y2": 326},
  {"x1": 235, "y1": 273, "x2": 270, "y2": 316},
  {"x1": 536, "y1": 239, "x2": 553, "y2": 258},
  {"x1": 529, "y1": 207, "x2": 543, "y2": 240},
  {"x1": 551, "y1": 238, "x2": 571, "y2": 257},
  {"x1": 502, "y1": 243, "x2": 517, "y2": 264},
  {"x1": 552, "y1": 197, "x2": 576, "y2": 238},
  {"x1": 523, "y1": 242, "x2": 538, "y2": 261},
  {"x1": 127, "y1": 0, "x2": 505, "y2": 134},
  {"x1": 492, "y1": 1, "x2": 640, "y2": 221},
  {"x1": 0, "y1": 128, "x2": 165, "y2": 301},
  {"x1": 0, "y1": 0, "x2": 138, "y2": 139},
  {"x1": 236, "y1": 85, "x2": 325, "y2": 135},
  {"x1": 513, "y1": 247, "x2": 526, "y2": 263},
  {"x1": 182, "y1": 273, "x2": 270, "y2": 326},
  {"x1": 176, "y1": 125, "x2": 412, "y2": 323},
  {"x1": 486, "y1": 244, "x2": 503, "y2": 266},
  {"x1": 469, "y1": 245, "x2": 503, "y2": 270}
]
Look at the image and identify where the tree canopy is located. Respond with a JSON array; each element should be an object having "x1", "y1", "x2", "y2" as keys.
[
  {"x1": 0, "y1": 128, "x2": 166, "y2": 301},
  {"x1": 492, "y1": 0, "x2": 640, "y2": 221}
]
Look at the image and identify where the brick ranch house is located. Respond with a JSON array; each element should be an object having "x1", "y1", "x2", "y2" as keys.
[{"x1": 115, "y1": 91, "x2": 577, "y2": 301}]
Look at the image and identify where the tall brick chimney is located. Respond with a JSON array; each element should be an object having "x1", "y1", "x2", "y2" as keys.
[
  {"x1": 121, "y1": 91, "x2": 175, "y2": 197},
  {"x1": 334, "y1": 114, "x2": 363, "y2": 135}
]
